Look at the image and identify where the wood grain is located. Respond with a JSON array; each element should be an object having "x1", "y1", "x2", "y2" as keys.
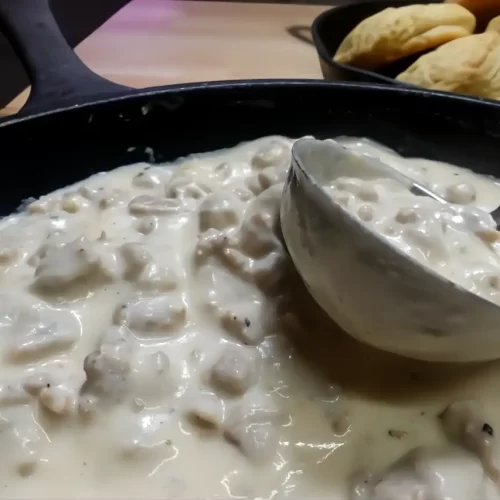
[{"x1": 1, "y1": 0, "x2": 328, "y2": 117}]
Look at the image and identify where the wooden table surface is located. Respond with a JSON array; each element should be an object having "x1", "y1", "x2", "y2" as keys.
[{"x1": 2, "y1": 0, "x2": 328, "y2": 116}]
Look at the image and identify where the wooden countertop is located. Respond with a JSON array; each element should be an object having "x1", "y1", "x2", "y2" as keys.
[{"x1": 2, "y1": 0, "x2": 328, "y2": 116}]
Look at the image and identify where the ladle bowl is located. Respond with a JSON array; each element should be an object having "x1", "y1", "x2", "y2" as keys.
[{"x1": 280, "y1": 138, "x2": 500, "y2": 363}]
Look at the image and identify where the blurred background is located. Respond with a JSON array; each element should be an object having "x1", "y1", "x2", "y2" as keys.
[{"x1": 0, "y1": 0, "x2": 351, "y2": 111}]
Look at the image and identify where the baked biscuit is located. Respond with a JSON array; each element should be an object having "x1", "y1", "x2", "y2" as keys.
[
  {"x1": 486, "y1": 15, "x2": 500, "y2": 33},
  {"x1": 334, "y1": 4, "x2": 476, "y2": 70},
  {"x1": 396, "y1": 32, "x2": 500, "y2": 100}
]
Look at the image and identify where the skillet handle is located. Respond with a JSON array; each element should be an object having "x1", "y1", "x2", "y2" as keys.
[{"x1": 0, "y1": 0, "x2": 132, "y2": 115}]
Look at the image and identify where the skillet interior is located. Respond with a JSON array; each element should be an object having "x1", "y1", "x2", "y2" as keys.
[
  {"x1": 1, "y1": 1, "x2": 500, "y2": 218},
  {"x1": 2, "y1": 81, "x2": 500, "y2": 217}
]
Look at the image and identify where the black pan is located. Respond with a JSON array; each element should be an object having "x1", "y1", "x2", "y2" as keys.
[{"x1": 1, "y1": 0, "x2": 500, "y2": 219}]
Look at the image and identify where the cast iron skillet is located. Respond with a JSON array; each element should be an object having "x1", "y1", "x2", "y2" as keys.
[
  {"x1": 1, "y1": 0, "x2": 500, "y2": 220},
  {"x1": 311, "y1": 0, "x2": 442, "y2": 84}
]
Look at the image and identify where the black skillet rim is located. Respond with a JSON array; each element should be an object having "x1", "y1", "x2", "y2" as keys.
[{"x1": 4, "y1": 79, "x2": 500, "y2": 130}]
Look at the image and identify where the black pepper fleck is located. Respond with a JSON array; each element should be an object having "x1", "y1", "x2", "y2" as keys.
[
  {"x1": 388, "y1": 429, "x2": 407, "y2": 439},
  {"x1": 483, "y1": 423, "x2": 494, "y2": 436},
  {"x1": 46, "y1": 383, "x2": 51, "y2": 388},
  {"x1": 244, "y1": 318, "x2": 251, "y2": 327}
]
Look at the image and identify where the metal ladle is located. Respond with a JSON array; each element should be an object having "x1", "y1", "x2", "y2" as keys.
[{"x1": 280, "y1": 137, "x2": 500, "y2": 363}]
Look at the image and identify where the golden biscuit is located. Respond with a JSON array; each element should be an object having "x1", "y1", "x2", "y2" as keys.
[
  {"x1": 486, "y1": 15, "x2": 500, "y2": 33},
  {"x1": 334, "y1": 4, "x2": 476, "y2": 70},
  {"x1": 396, "y1": 32, "x2": 500, "y2": 100}
]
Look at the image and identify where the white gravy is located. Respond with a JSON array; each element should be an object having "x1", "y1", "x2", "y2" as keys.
[
  {"x1": 325, "y1": 137, "x2": 500, "y2": 306},
  {"x1": 0, "y1": 136, "x2": 500, "y2": 499}
]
